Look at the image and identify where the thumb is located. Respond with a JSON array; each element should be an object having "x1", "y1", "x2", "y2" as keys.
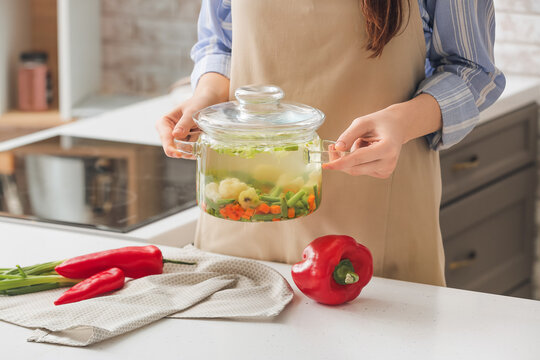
[{"x1": 335, "y1": 118, "x2": 373, "y2": 151}]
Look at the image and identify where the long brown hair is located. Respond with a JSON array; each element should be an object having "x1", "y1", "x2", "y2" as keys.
[{"x1": 360, "y1": 0, "x2": 410, "y2": 57}]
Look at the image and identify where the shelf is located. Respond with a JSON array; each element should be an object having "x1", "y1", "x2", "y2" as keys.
[
  {"x1": 0, "y1": 110, "x2": 69, "y2": 128},
  {"x1": 0, "y1": 110, "x2": 71, "y2": 142}
]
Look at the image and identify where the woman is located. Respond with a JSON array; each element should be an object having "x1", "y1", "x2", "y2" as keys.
[{"x1": 156, "y1": 0, "x2": 505, "y2": 286}]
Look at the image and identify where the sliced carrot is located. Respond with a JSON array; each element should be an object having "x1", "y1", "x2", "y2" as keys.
[
  {"x1": 270, "y1": 205, "x2": 281, "y2": 214},
  {"x1": 288, "y1": 207, "x2": 295, "y2": 219},
  {"x1": 272, "y1": 218, "x2": 281, "y2": 222},
  {"x1": 245, "y1": 208, "x2": 255, "y2": 217},
  {"x1": 228, "y1": 212, "x2": 241, "y2": 221},
  {"x1": 219, "y1": 208, "x2": 228, "y2": 218},
  {"x1": 257, "y1": 203, "x2": 270, "y2": 214},
  {"x1": 307, "y1": 194, "x2": 315, "y2": 211}
]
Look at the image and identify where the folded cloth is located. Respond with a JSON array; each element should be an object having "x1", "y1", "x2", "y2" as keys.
[{"x1": 0, "y1": 245, "x2": 293, "y2": 346}]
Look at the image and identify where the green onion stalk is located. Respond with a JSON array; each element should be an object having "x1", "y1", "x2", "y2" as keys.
[{"x1": 0, "y1": 260, "x2": 81, "y2": 296}]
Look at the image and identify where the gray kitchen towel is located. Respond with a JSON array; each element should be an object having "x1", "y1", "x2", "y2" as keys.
[{"x1": 0, "y1": 245, "x2": 293, "y2": 346}]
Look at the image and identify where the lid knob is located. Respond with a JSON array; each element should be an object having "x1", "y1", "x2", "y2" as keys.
[{"x1": 235, "y1": 85, "x2": 284, "y2": 105}]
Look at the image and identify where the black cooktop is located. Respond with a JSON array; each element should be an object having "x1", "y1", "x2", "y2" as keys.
[{"x1": 0, "y1": 136, "x2": 196, "y2": 232}]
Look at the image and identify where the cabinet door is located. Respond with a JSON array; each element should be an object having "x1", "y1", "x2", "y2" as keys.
[
  {"x1": 440, "y1": 103, "x2": 537, "y2": 204},
  {"x1": 440, "y1": 167, "x2": 535, "y2": 295}
]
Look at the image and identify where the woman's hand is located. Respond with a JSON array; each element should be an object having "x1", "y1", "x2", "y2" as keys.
[
  {"x1": 323, "y1": 94, "x2": 442, "y2": 178},
  {"x1": 156, "y1": 73, "x2": 230, "y2": 158}
]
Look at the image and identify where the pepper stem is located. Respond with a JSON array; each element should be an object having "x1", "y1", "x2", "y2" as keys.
[
  {"x1": 163, "y1": 258, "x2": 196, "y2": 266},
  {"x1": 333, "y1": 259, "x2": 360, "y2": 285}
]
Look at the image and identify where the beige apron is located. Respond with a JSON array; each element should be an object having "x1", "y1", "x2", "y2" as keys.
[{"x1": 195, "y1": 0, "x2": 446, "y2": 286}]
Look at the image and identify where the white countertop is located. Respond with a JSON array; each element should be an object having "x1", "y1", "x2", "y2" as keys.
[
  {"x1": 1, "y1": 75, "x2": 539, "y2": 246},
  {"x1": 2, "y1": 221, "x2": 540, "y2": 360}
]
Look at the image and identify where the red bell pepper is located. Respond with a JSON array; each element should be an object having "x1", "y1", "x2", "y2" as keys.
[
  {"x1": 54, "y1": 267, "x2": 125, "y2": 305},
  {"x1": 291, "y1": 235, "x2": 373, "y2": 305},
  {"x1": 55, "y1": 245, "x2": 195, "y2": 279}
]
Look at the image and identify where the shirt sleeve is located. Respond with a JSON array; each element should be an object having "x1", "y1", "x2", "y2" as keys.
[
  {"x1": 416, "y1": 0, "x2": 506, "y2": 150},
  {"x1": 190, "y1": 0, "x2": 233, "y2": 90}
]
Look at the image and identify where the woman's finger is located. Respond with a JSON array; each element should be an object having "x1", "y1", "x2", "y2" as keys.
[
  {"x1": 334, "y1": 117, "x2": 374, "y2": 151},
  {"x1": 323, "y1": 140, "x2": 387, "y2": 170},
  {"x1": 172, "y1": 108, "x2": 197, "y2": 138},
  {"x1": 156, "y1": 115, "x2": 180, "y2": 158}
]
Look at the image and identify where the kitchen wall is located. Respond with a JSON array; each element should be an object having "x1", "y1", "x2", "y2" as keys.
[
  {"x1": 100, "y1": 0, "x2": 200, "y2": 96},
  {"x1": 494, "y1": 0, "x2": 540, "y2": 77},
  {"x1": 494, "y1": 0, "x2": 540, "y2": 299}
]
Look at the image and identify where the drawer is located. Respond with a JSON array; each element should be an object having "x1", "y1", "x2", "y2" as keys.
[
  {"x1": 440, "y1": 166, "x2": 535, "y2": 295},
  {"x1": 440, "y1": 103, "x2": 537, "y2": 204}
]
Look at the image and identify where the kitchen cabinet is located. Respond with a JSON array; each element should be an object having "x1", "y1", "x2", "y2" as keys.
[
  {"x1": 440, "y1": 102, "x2": 538, "y2": 298},
  {"x1": 0, "y1": 0, "x2": 141, "y2": 122}
]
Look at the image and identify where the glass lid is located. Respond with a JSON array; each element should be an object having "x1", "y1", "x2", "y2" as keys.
[{"x1": 193, "y1": 85, "x2": 325, "y2": 136}]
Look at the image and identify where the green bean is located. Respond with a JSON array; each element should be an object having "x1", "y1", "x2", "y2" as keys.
[
  {"x1": 205, "y1": 198, "x2": 220, "y2": 211},
  {"x1": 269, "y1": 186, "x2": 282, "y2": 197},
  {"x1": 252, "y1": 214, "x2": 281, "y2": 221},
  {"x1": 281, "y1": 197, "x2": 288, "y2": 218},
  {"x1": 260, "y1": 195, "x2": 281, "y2": 203},
  {"x1": 287, "y1": 189, "x2": 306, "y2": 208}
]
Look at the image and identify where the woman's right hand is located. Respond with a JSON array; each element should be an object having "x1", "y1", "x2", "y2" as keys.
[{"x1": 156, "y1": 73, "x2": 230, "y2": 158}]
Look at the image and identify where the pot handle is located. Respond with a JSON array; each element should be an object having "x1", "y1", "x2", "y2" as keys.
[
  {"x1": 306, "y1": 140, "x2": 350, "y2": 164},
  {"x1": 173, "y1": 131, "x2": 201, "y2": 160}
]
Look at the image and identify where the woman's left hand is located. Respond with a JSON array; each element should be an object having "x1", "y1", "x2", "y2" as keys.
[{"x1": 322, "y1": 94, "x2": 442, "y2": 179}]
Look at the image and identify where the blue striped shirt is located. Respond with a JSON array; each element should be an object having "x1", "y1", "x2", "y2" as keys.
[{"x1": 190, "y1": 0, "x2": 505, "y2": 150}]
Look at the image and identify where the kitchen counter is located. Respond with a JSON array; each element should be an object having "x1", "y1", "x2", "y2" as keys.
[
  {"x1": 1, "y1": 76, "x2": 539, "y2": 246},
  {"x1": 2, "y1": 221, "x2": 540, "y2": 359}
]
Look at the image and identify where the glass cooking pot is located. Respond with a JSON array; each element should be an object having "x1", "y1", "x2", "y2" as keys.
[{"x1": 175, "y1": 85, "x2": 346, "y2": 222}]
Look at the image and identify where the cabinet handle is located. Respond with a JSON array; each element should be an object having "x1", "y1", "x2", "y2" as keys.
[
  {"x1": 449, "y1": 251, "x2": 477, "y2": 270},
  {"x1": 452, "y1": 155, "x2": 479, "y2": 172}
]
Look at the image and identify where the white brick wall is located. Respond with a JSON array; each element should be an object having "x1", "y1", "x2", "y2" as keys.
[
  {"x1": 494, "y1": 0, "x2": 540, "y2": 299},
  {"x1": 495, "y1": 0, "x2": 540, "y2": 77},
  {"x1": 100, "y1": 0, "x2": 200, "y2": 96}
]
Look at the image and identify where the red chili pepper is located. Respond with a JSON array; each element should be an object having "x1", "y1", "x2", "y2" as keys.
[
  {"x1": 54, "y1": 267, "x2": 125, "y2": 306},
  {"x1": 55, "y1": 245, "x2": 195, "y2": 279},
  {"x1": 291, "y1": 235, "x2": 373, "y2": 305}
]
